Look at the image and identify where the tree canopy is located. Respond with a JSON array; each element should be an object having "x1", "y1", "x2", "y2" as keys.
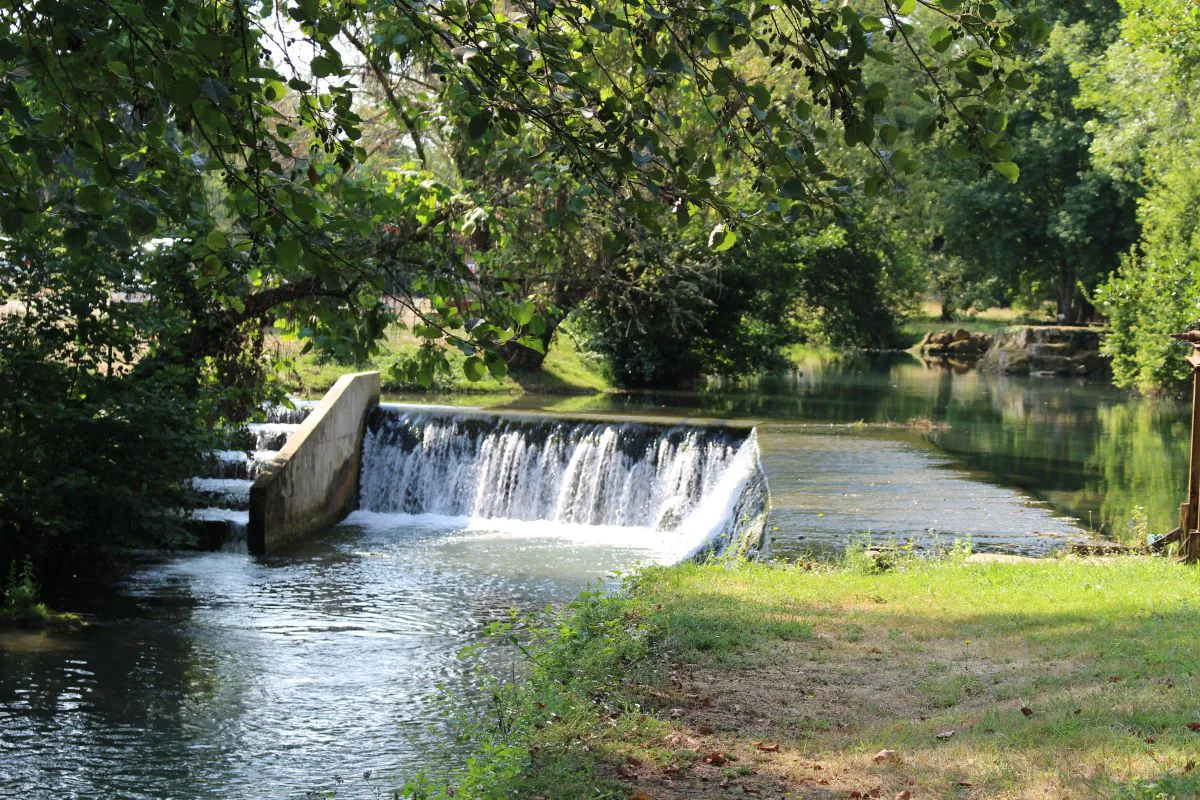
[{"x1": 0, "y1": 0, "x2": 1066, "y2": 582}]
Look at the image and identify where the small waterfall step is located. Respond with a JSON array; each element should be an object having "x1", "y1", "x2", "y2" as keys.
[
  {"x1": 190, "y1": 478, "x2": 254, "y2": 511},
  {"x1": 206, "y1": 450, "x2": 278, "y2": 480},
  {"x1": 356, "y1": 406, "x2": 770, "y2": 560},
  {"x1": 243, "y1": 423, "x2": 302, "y2": 451},
  {"x1": 183, "y1": 402, "x2": 313, "y2": 552}
]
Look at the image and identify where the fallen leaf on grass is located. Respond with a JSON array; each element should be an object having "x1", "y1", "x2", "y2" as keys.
[
  {"x1": 755, "y1": 742, "x2": 781, "y2": 752},
  {"x1": 936, "y1": 730, "x2": 955, "y2": 741},
  {"x1": 872, "y1": 749, "x2": 900, "y2": 764},
  {"x1": 703, "y1": 752, "x2": 727, "y2": 766},
  {"x1": 697, "y1": 725, "x2": 716, "y2": 735},
  {"x1": 1020, "y1": 706, "x2": 1034, "y2": 717},
  {"x1": 617, "y1": 763, "x2": 638, "y2": 778},
  {"x1": 957, "y1": 781, "x2": 974, "y2": 788},
  {"x1": 1186, "y1": 722, "x2": 1200, "y2": 732},
  {"x1": 895, "y1": 792, "x2": 911, "y2": 800},
  {"x1": 631, "y1": 792, "x2": 653, "y2": 800},
  {"x1": 1184, "y1": 760, "x2": 1195, "y2": 773},
  {"x1": 1108, "y1": 676, "x2": 1122, "y2": 683},
  {"x1": 663, "y1": 765, "x2": 680, "y2": 775},
  {"x1": 625, "y1": 755, "x2": 643, "y2": 767}
]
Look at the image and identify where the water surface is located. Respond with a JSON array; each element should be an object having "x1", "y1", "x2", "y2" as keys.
[{"x1": 3, "y1": 353, "x2": 1188, "y2": 798}]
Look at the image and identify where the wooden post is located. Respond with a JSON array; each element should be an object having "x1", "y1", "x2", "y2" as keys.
[{"x1": 1181, "y1": 352, "x2": 1200, "y2": 562}]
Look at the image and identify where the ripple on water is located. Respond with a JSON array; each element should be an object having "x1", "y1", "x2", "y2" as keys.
[{"x1": 0, "y1": 517, "x2": 676, "y2": 800}]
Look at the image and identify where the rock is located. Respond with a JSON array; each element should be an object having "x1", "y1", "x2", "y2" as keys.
[
  {"x1": 872, "y1": 749, "x2": 900, "y2": 764},
  {"x1": 917, "y1": 329, "x2": 994, "y2": 360},
  {"x1": 978, "y1": 326, "x2": 1109, "y2": 377},
  {"x1": 947, "y1": 338, "x2": 986, "y2": 354}
]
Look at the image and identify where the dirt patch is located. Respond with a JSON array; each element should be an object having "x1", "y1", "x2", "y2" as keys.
[{"x1": 605, "y1": 619, "x2": 1087, "y2": 799}]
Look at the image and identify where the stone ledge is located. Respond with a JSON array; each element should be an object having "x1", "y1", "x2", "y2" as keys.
[{"x1": 248, "y1": 371, "x2": 380, "y2": 555}]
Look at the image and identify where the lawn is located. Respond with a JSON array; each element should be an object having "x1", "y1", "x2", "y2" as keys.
[
  {"x1": 267, "y1": 324, "x2": 611, "y2": 397},
  {"x1": 411, "y1": 554, "x2": 1200, "y2": 800},
  {"x1": 893, "y1": 302, "x2": 1055, "y2": 350}
]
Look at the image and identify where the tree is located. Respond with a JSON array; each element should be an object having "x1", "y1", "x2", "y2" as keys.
[
  {"x1": 834, "y1": 0, "x2": 1136, "y2": 325},
  {"x1": 1081, "y1": 0, "x2": 1200, "y2": 390},
  {"x1": 0, "y1": 0, "x2": 1034, "y2": 583}
]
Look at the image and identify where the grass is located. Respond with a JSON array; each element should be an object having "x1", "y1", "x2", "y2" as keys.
[
  {"x1": 0, "y1": 561, "x2": 82, "y2": 629},
  {"x1": 894, "y1": 301, "x2": 1055, "y2": 349},
  {"x1": 404, "y1": 553, "x2": 1200, "y2": 800},
  {"x1": 268, "y1": 325, "x2": 611, "y2": 397}
]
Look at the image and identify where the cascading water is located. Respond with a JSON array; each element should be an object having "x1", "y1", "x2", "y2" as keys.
[
  {"x1": 184, "y1": 401, "x2": 316, "y2": 551},
  {"x1": 353, "y1": 406, "x2": 769, "y2": 562}
]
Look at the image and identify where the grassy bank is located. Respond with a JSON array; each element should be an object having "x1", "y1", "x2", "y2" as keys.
[
  {"x1": 410, "y1": 554, "x2": 1200, "y2": 800},
  {"x1": 894, "y1": 302, "x2": 1054, "y2": 350},
  {"x1": 269, "y1": 327, "x2": 611, "y2": 397}
]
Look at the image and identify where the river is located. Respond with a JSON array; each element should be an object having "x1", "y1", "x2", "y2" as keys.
[{"x1": 0, "y1": 353, "x2": 1187, "y2": 798}]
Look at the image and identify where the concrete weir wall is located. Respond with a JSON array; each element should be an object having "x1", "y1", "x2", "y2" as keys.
[{"x1": 248, "y1": 372, "x2": 380, "y2": 555}]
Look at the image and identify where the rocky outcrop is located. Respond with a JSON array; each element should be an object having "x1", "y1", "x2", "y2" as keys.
[
  {"x1": 977, "y1": 326, "x2": 1109, "y2": 377},
  {"x1": 917, "y1": 328, "x2": 993, "y2": 358}
]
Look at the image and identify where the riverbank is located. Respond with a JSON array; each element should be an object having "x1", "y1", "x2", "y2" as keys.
[{"x1": 410, "y1": 554, "x2": 1200, "y2": 799}]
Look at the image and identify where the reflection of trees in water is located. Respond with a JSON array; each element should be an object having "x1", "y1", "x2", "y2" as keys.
[
  {"x1": 499, "y1": 356, "x2": 1190, "y2": 541},
  {"x1": 1086, "y1": 402, "x2": 1189, "y2": 538},
  {"x1": 927, "y1": 372, "x2": 1188, "y2": 539},
  {"x1": 0, "y1": 607, "x2": 243, "y2": 794}
]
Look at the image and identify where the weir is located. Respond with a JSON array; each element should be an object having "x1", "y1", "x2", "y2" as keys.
[
  {"x1": 189, "y1": 379, "x2": 771, "y2": 560},
  {"x1": 353, "y1": 405, "x2": 771, "y2": 560}
]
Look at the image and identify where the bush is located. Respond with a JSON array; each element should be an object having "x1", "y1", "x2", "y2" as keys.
[{"x1": 576, "y1": 222, "x2": 912, "y2": 389}]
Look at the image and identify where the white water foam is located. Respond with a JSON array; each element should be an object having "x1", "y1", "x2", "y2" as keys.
[{"x1": 355, "y1": 409, "x2": 768, "y2": 563}]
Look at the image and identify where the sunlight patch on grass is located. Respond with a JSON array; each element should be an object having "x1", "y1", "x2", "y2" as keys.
[{"x1": 268, "y1": 326, "x2": 610, "y2": 397}]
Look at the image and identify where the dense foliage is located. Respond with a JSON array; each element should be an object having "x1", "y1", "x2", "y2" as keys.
[
  {"x1": 1084, "y1": 0, "x2": 1200, "y2": 391},
  {"x1": 0, "y1": 0, "x2": 1100, "y2": 583},
  {"x1": 833, "y1": 0, "x2": 1137, "y2": 325}
]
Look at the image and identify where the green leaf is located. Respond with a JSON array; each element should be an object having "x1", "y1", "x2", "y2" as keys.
[
  {"x1": 879, "y1": 124, "x2": 899, "y2": 146},
  {"x1": 200, "y1": 77, "x2": 232, "y2": 107},
  {"x1": 513, "y1": 301, "x2": 536, "y2": 326},
  {"x1": 707, "y1": 30, "x2": 731, "y2": 55},
  {"x1": 992, "y1": 161, "x2": 1020, "y2": 183},
  {"x1": 205, "y1": 230, "x2": 228, "y2": 250},
  {"x1": 468, "y1": 110, "x2": 492, "y2": 139},
  {"x1": 463, "y1": 355, "x2": 488, "y2": 381},
  {"x1": 517, "y1": 335, "x2": 547, "y2": 354},
  {"x1": 311, "y1": 55, "x2": 340, "y2": 78},
  {"x1": 276, "y1": 239, "x2": 302, "y2": 268},
  {"x1": 708, "y1": 223, "x2": 736, "y2": 252},
  {"x1": 929, "y1": 26, "x2": 953, "y2": 53},
  {"x1": 486, "y1": 355, "x2": 509, "y2": 379},
  {"x1": 780, "y1": 178, "x2": 806, "y2": 199},
  {"x1": 661, "y1": 51, "x2": 687, "y2": 73},
  {"x1": 130, "y1": 206, "x2": 158, "y2": 236},
  {"x1": 1006, "y1": 71, "x2": 1030, "y2": 90}
]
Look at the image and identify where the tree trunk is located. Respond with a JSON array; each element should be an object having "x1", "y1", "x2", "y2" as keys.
[
  {"x1": 1056, "y1": 258, "x2": 1077, "y2": 325},
  {"x1": 500, "y1": 319, "x2": 559, "y2": 370},
  {"x1": 939, "y1": 296, "x2": 954, "y2": 323}
]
